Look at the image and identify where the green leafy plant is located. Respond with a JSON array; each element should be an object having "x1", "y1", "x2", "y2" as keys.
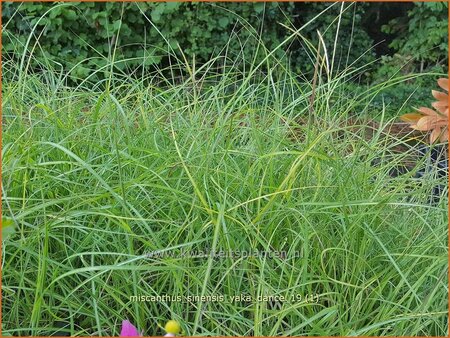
[
  {"x1": 381, "y1": 2, "x2": 448, "y2": 71},
  {"x1": 2, "y1": 2, "x2": 379, "y2": 83},
  {"x1": 2, "y1": 2, "x2": 296, "y2": 82}
]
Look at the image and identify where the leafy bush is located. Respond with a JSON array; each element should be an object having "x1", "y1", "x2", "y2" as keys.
[
  {"x1": 2, "y1": 2, "x2": 291, "y2": 81},
  {"x1": 2, "y1": 2, "x2": 375, "y2": 82},
  {"x1": 381, "y1": 2, "x2": 448, "y2": 70}
]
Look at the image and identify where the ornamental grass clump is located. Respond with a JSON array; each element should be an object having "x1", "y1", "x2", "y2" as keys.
[{"x1": 2, "y1": 4, "x2": 448, "y2": 336}]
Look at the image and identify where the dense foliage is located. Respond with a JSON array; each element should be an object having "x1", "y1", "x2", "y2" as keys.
[
  {"x1": 382, "y1": 2, "x2": 448, "y2": 70},
  {"x1": 3, "y1": 2, "x2": 376, "y2": 80},
  {"x1": 2, "y1": 2, "x2": 447, "y2": 115}
]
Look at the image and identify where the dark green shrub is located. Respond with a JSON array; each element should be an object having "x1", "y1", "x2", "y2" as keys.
[
  {"x1": 381, "y1": 2, "x2": 448, "y2": 71},
  {"x1": 3, "y1": 1, "x2": 446, "y2": 94},
  {"x1": 2, "y1": 2, "x2": 377, "y2": 83},
  {"x1": 2, "y1": 2, "x2": 294, "y2": 81}
]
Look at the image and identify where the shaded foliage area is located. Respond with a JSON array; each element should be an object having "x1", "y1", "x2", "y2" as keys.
[
  {"x1": 2, "y1": 2, "x2": 370, "y2": 80},
  {"x1": 3, "y1": 2, "x2": 447, "y2": 80}
]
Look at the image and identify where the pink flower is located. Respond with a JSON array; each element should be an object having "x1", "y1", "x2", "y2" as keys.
[{"x1": 120, "y1": 320, "x2": 142, "y2": 337}]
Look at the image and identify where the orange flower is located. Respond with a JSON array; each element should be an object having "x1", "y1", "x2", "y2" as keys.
[
  {"x1": 431, "y1": 78, "x2": 449, "y2": 116},
  {"x1": 400, "y1": 78, "x2": 448, "y2": 143}
]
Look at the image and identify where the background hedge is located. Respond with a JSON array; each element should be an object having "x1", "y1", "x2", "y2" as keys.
[{"x1": 2, "y1": 2, "x2": 448, "y2": 84}]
